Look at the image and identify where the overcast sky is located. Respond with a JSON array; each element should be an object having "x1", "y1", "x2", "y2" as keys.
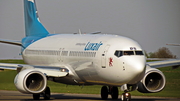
[{"x1": 0, "y1": 0, "x2": 180, "y2": 59}]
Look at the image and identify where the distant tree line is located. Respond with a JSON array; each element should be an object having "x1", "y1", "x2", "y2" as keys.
[{"x1": 145, "y1": 47, "x2": 176, "y2": 58}]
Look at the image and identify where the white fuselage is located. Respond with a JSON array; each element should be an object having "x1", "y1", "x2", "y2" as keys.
[{"x1": 22, "y1": 34, "x2": 146, "y2": 86}]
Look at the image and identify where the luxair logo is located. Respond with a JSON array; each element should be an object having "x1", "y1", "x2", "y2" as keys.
[{"x1": 84, "y1": 42, "x2": 103, "y2": 51}]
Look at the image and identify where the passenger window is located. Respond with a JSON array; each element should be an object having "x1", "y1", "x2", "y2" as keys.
[
  {"x1": 114, "y1": 51, "x2": 122, "y2": 57},
  {"x1": 123, "y1": 51, "x2": 134, "y2": 55},
  {"x1": 135, "y1": 51, "x2": 144, "y2": 55}
]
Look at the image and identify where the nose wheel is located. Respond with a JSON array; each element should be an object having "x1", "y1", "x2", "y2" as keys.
[{"x1": 121, "y1": 92, "x2": 131, "y2": 101}]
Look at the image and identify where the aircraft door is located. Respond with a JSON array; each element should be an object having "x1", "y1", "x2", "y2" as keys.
[{"x1": 101, "y1": 45, "x2": 110, "y2": 68}]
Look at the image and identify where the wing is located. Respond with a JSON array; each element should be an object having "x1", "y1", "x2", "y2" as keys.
[
  {"x1": 147, "y1": 59, "x2": 180, "y2": 68},
  {"x1": 0, "y1": 39, "x2": 22, "y2": 46},
  {"x1": 0, "y1": 63, "x2": 69, "y2": 77}
]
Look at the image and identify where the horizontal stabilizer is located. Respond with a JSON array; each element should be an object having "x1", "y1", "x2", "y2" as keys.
[{"x1": 0, "y1": 39, "x2": 21, "y2": 46}]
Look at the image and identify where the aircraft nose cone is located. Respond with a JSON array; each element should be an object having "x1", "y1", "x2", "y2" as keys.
[
  {"x1": 133, "y1": 58, "x2": 146, "y2": 72},
  {"x1": 124, "y1": 56, "x2": 146, "y2": 83}
]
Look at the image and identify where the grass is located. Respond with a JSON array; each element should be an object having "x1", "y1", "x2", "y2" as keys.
[
  {"x1": 0, "y1": 59, "x2": 180, "y2": 98},
  {"x1": 0, "y1": 59, "x2": 25, "y2": 64}
]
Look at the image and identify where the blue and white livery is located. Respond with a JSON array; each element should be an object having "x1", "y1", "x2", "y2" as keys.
[{"x1": 0, "y1": 0, "x2": 180, "y2": 101}]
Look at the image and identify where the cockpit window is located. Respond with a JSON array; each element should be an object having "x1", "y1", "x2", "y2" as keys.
[
  {"x1": 135, "y1": 51, "x2": 144, "y2": 55},
  {"x1": 114, "y1": 50, "x2": 144, "y2": 57},
  {"x1": 114, "y1": 50, "x2": 122, "y2": 57},
  {"x1": 123, "y1": 51, "x2": 134, "y2": 55}
]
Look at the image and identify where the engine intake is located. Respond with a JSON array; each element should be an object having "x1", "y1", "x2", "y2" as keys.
[
  {"x1": 137, "y1": 67, "x2": 166, "y2": 93},
  {"x1": 14, "y1": 69, "x2": 47, "y2": 94}
]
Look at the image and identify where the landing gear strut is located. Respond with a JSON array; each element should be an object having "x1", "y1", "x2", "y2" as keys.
[
  {"x1": 100, "y1": 86, "x2": 119, "y2": 100},
  {"x1": 32, "y1": 86, "x2": 51, "y2": 100}
]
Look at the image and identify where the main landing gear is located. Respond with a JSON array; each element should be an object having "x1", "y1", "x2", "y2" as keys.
[
  {"x1": 100, "y1": 86, "x2": 131, "y2": 101},
  {"x1": 33, "y1": 86, "x2": 51, "y2": 100},
  {"x1": 101, "y1": 86, "x2": 119, "y2": 100}
]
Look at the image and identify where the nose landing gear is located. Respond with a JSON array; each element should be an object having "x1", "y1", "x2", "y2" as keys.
[
  {"x1": 121, "y1": 92, "x2": 131, "y2": 101},
  {"x1": 120, "y1": 84, "x2": 135, "y2": 101}
]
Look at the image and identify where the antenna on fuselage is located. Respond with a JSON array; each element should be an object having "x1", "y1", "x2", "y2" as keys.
[{"x1": 90, "y1": 31, "x2": 101, "y2": 34}]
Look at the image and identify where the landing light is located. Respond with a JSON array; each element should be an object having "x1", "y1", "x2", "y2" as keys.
[
  {"x1": 125, "y1": 93, "x2": 129, "y2": 96},
  {"x1": 61, "y1": 68, "x2": 67, "y2": 72}
]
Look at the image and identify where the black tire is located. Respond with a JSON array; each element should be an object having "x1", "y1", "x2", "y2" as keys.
[
  {"x1": 111, "y1": 86, "x2": 119, "y2": 99},
  {"x1": 33, "y1": 94, "x2": 40, "y2": 100},
  {"x1": 44, "y1": 86, "x2": 51, "y2": 100},
  {"x1": 101, "y1": 86, "x2": 108, "y2": 100}
]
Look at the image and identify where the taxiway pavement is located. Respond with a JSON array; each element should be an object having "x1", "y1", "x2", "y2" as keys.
[{"x1": 0, "y1": 90, "x2": 179, "y2": 101}]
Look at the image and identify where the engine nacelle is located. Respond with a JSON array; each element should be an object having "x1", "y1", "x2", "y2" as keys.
[
  {"x1": 137, "y1": 66, "x2": 166, "y2": 93},
  {"x1": 14, "y1": 69, "x2": 47, "y2": 94}
]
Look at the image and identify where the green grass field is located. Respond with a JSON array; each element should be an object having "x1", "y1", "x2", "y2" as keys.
[{"x1": 0, "y1": 59, "x2": 180, "y2": 98}]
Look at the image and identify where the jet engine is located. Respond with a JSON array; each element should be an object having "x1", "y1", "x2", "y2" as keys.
[
  {"x1": 14, "y1": 69, "x2": 47, "y2": 94},
  {"x1": 137, "y1": 66, "x2": 166, "y2": 93}
]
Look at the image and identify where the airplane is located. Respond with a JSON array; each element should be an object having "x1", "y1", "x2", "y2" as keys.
[
  {"x1": 166, "y1": 43, "x2": 180, "y2": 46},
  {"x1": 0, "y1": 0, "x2": 180, "y2": 101}
]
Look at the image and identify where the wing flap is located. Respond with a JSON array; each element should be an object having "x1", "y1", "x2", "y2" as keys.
[{"x1": 147, "y1": 59, "x2": 180, "y2": 68}]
